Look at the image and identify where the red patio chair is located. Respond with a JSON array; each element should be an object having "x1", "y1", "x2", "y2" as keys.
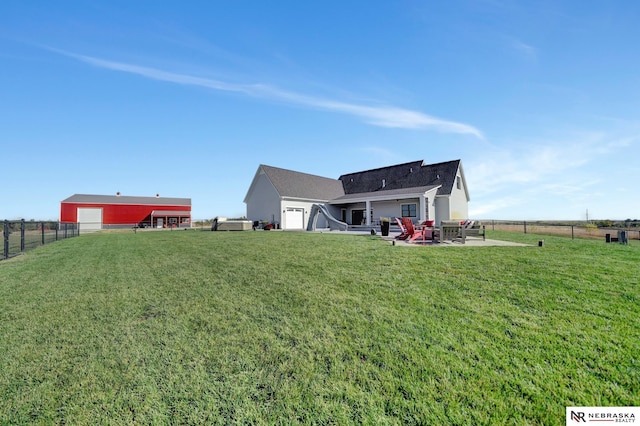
[
  {"x1": 395, "y1": 217, "x2": 409, "y2": 240},
  {"x1": 398, "y1": 217, "x2": 418, "y2": 241}
]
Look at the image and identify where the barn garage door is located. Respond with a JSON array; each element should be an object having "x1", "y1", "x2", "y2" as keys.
[
  {"x1": 284, "y1": 207, "x2": 304, "y2": 230},
  {"x1": 77, "y1": 208, "x2": 102, "y2": 231}
]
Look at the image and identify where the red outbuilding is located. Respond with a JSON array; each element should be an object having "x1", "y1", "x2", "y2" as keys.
[{"x1": 60, "y1": 194, "x2": 191, "y2": 230}]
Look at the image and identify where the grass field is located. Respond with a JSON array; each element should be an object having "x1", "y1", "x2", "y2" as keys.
[{"x1": 0, "y1": 230, "x2": 638, "y2": 425}]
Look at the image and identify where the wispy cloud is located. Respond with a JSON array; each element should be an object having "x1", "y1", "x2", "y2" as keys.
[
  {"x1": 50, "y1": 48, "x2": 484, "y2": 138},
  {"x1": 360, "y1": 146, "x2": 401, "y2": 161},
  {"x1": 468, "y1": 141, "x2": 592, "y2": 197},
  {"x1": 466, "y1": 128, "x2": 639, "y2": 218},
  {"x1": 510, "y1": 38, "x2": 538, "y2": 61}
]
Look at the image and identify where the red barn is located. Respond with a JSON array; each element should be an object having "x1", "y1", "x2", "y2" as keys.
[{"x1": 60, "y1": 194, "x2": 191, "y2": 230}]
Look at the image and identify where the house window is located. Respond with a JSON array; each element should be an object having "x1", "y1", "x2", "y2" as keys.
[
  {"x1": 401, "y1": 204, "x2": 417, "y2": 217},
  {"x1": 457, "y1": 176, "x2": 462, "y2": 190}
]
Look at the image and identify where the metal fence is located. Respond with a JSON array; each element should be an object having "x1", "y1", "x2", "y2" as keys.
[
  {"x1": 1, "y1": 220, "x2": 79, "y2": 260},
  {"x1": 485, "y1": 220, "x2": 640, "y2": 241}
]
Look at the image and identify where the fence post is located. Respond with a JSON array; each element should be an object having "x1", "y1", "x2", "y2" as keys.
[
  {"x1": 55, "y1": 222, "x2": 59, "y2": 241},
  {"x1": 524, "y1": 221, "x2": 527, "y2": 234},
  {"x1": 3, "y1": 220, "x2": 8, "y2": 260},
  {"x1": 41, "y1": 222, "x2": 45, "y2": 245},
  {"x1": 20, "y1": 219, "x2": 25, "y2": 253},
  {"x1": 571, "y1": 225, "x2": 574, "y2": 240},
  {"x1": 492, "y1": 220, "x2": 495, "y2": 231}
]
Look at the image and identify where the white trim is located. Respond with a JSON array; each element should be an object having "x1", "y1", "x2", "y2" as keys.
[{"x1": 329, "y1": 187, "x2": 441, "y2": 204}]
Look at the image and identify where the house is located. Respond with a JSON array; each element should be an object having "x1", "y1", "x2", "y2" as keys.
[
  {"x1": 60, "y1": 194, "x2": 191, "y2": 230},
  {"x1": 244, "y1": 160, "x2": 469, "y2": 230},
  {"x1": 244, "y1": 165, "x2": 345, "y2": 230}
]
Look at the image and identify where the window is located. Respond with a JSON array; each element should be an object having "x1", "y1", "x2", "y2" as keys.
[
  {"x1": 457, "y1": 176, "x2": 462, "y2": 190},
  {"x1": 401, "y1": 204, "x2": 417, "y2": 217}
]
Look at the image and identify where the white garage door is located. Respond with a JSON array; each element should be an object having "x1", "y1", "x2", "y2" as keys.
[
  {"x1": 77, "y1": 208, "x2": 103, "y2": 231},
  {"x1": 284, "y1": 207, "x2": 304, "y2": 230}
]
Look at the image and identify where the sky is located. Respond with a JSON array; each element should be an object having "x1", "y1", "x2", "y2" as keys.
[{"x1": 1, "y1": 1, "x2": 639, "y2": 221}]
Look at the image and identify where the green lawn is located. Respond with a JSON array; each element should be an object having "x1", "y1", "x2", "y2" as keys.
[{"x1": 0, "y1": 230, "x2": 638, "y2": 425}]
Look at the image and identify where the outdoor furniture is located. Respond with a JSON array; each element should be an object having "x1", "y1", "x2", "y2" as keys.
[
  {"x1": 440, "y1": 221, "x2": 465, "y2": 243},
  {"x1": 409, "y1": 220, "x2": 438, "y2": 243},
  {"x1": 396, "y1": 218, "x2": 436, "y2": 243},
  {"x1": 395, "y1": 217, "x2": 410, "y2": 240},
  {"x1": 461, "y1": 220, "x2": 486, "y2": 241},
  {"x1": 440, "y1": 220, "x2": 486, "y2": 243},
  {"x1": 402, "y1": 218, "x2": 418, "y2": 241},
  {"x1": 395, "y1": 217, "x2": 423, "y2": 242}
]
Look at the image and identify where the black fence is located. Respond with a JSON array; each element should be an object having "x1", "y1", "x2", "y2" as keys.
[
  {"x1": 1, "y1": 220, "x2": 79, "y2": 260},
  {"x1": 485, "y1": 220, "x2": 640, "y2": 241}
]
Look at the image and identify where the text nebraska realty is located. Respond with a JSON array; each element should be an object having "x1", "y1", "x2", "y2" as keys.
[{"x1": 572, "y1": 411, "x2": 636, "y2": 422}]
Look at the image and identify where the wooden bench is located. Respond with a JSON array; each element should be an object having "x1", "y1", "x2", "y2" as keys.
[
  {"x1": 462, "y1": 222, "x2": 486, "y2": 241},
  {"x1": 440, "y1": 220, "x2": 485, "y2": 243},
  {"x1": 440, "y1": 221, "x2": 464, "y2": 243}
]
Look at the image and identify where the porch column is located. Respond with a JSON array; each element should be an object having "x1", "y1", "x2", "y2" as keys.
[
  {"x1": 365, "y1": 200, "x2": 371, "y2": 226},
  {"x1": 419, "y1": 195, "x2": 427, "y2": 223}
]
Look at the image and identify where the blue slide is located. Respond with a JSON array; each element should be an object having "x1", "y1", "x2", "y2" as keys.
[{"x1": 307, "y1": 204, "x2": 348, "y2": 231}]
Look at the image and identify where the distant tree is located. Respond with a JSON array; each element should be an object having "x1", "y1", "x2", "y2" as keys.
[{"x1": 595, "y1": 220, "x2": 613, "y2": 228}]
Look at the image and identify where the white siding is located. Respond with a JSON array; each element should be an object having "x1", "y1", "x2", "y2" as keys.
[
  {"x1": 246, "y1": 171, "x2": 282, "y2": 225},
  {"x1": 449, "y1": 173, "x2": 469, "y2": 220},
  {"x1": 371, "y1": 199, "x2": 418, "y2": 222},
  {"x1": 434, "y1": 198, "x2": 450, "y2": 227}
]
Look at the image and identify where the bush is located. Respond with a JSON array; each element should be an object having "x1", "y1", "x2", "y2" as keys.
[{"x1": 585, "y1": 223, "x2": 598, "y2": 233}]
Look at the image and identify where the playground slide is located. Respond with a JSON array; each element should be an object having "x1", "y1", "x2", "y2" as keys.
[{"x1": 307, "y1": 204, "x2": 348, "y2": 231}]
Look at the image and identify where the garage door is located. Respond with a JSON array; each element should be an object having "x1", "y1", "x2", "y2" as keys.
[
  {"x1": 284, "y1": 207, "x2": 304, "y2": 230},
  {"x1": 77, "y1": 208, "x2": 103, "y2": 231}
]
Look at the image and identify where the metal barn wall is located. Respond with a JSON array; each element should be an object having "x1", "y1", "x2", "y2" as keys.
[{"x1": 60, "y1": 202, "x2": 190, "y2": 225}]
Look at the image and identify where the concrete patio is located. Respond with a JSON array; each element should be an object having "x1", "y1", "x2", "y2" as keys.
[
  {"x1": 311, "y1": 228, "x2": 532, "y2": 247},
  {"x1": 381, "y1": 234, "x2": 531, "y2": 247}
]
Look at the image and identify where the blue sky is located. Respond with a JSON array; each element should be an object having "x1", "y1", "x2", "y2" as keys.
[{"x1": 2, "y1": 1, "x2": 639, "y2": 221}]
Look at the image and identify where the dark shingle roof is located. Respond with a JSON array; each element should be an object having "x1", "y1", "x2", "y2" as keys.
[
  {"x1": 339, "y1": 160, "x2": 461, "y2": 196},
  {"x1": 61, "y1": 194, "x2": 191, "y2": 206},
  {"x1": 260, "y1": 165, "x2": 345, "y2": 200}
]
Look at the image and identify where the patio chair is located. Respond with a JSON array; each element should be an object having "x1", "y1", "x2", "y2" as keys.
[
  {"x1": 440, "y1": 220, "x2": 465, "y2": 243},
  {"x1": 408, "y1": 220, "x2": 439, "y2": 243},
  {"x1": 401, "y1": 218, "x2": 429, "y2": 243},
  {"x1": 395, "y1": 217, "x2": 410, "y2": 240}
]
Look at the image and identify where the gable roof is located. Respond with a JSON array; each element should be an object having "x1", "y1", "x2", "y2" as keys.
[
  {"x1": 338, "y1": 159, "x2": 462, "y2": 197},
  {"x1": 245, "y1": 159, "x2": 467, "y2": 205},
  {"x1": 61, "y1": 194, "x2": 191, "y2": 206},
  {"x1": 249, "y1": 165, "x2": 345, "y2": 201}
]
